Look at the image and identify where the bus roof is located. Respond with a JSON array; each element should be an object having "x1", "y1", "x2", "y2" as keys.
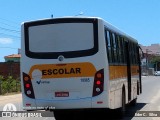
[
  {"x1": 63, "y1": 16, "x2": 138, "y2": 43},
  {"x1": 23, "y1": 16, "x2": 138, "y2": 44}
]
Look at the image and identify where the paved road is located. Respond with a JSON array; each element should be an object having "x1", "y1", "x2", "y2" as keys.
[
  {"x1": 0, "y1": 76, "x2": 160, "y2": 120},
  {"x1": 130, "y1": 76, "x2": 160, "y2": 120}
]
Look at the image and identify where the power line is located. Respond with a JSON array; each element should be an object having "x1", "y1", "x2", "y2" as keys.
[
  {"x1": 0, "y1": 17, "x2": 19, "y2": 25},
  {"x1": 0, "y1": 27, "x2": 20, "y2": 33},
  {"x1": 0, "y1": 21, "x2": 20, "y2": 30},
  {"x1": 0, "y1": 17, "x2": 20, "y2": 31},
  {"x1": 0, "y1": 47, "x2": 18, "y2": 49},
  {"x1": 0, "y1": 32, "x2": 20, "y2": 39}
]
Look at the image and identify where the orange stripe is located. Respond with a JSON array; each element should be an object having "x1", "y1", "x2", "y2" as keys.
[
  {"x1": 109, "y1": 65, "x2": 139, "y2": 80},
  {"x1": 29, "y1": 62, "x2": 96, "y2": 79}
]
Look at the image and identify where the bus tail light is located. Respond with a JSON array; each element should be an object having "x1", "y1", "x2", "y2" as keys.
[
  {"x1": 25, "y1": 83, "x2": 30, "y2": 88},
  {"x1": 92, "y1": 69, "x2": 104, "y2": 97},
  {"x1": 23, "y1": 73, "x2": 35, "y2": 99}
]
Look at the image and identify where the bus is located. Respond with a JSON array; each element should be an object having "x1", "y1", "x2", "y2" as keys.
[{"x1": 21, "y1": 17, "x2": 142, "y2": 118}]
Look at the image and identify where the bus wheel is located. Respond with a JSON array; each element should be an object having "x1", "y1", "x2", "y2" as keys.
[
  {"x1": 54, "y1": 111, "x2": 68, "y2": 120},
  {"x1": 54, "y1": 111, "x2": 63, "y2": 120},
  {"x1": 54, "y1": 111, "x2": 75, "y2": 120},
  {"x1": 117, "y1": 88, "x2": 126, "y2": 118},
  {"x1": 121, "y1": 89, "x2": 126, "y2": 115},
  {"x1": 130, "y1": 98, "x2": 137, "y2": 106},
  {"x1": 137, "y1": 81, "x2": 140, "y2": 95}
]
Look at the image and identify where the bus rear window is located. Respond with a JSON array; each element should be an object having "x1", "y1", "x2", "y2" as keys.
[
  {"x1": 29, "y1": 23, "x2": 94, "y2": 52},
  {"x1": 24, "y1": 18, "x2": 98, "y2": 59}
]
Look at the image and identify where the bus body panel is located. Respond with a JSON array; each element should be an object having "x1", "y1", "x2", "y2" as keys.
[
  {"x1": 21, "y1": 17, "x2": 141, "y2": 111},
  {"x1": 21, "y1": 18, "x2": 110, "y2": 110}
]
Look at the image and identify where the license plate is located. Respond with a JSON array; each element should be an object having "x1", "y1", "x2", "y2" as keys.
[{"x1": 55, "y1": 92, "x2": 69, "y2": 97}]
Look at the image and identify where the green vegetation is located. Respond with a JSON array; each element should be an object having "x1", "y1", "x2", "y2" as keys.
[
  {"x1": 149, "y1": 56, "x2": 160, "y2": 70},
  {"x1": 0, "y1": 75, "x2": 21, "y2": 95},
  {"x1": 150, "y1": 56, "x2": 160, "y2": 64}
]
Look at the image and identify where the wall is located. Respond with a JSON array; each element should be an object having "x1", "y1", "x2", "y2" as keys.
[{"x1": 0, "y1": 62, "x2": 20, "y2": 79}]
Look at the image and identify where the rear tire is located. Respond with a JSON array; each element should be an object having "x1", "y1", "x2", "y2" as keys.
[
  {"x1": 130, "y1": 98, "x2": 137, "y2": 106},
  {"x1": 121, "y1": 90, "x2": 126, "y2": 116},
  {"x1": 137, "y1": 81, "x2": 140, "y2": 95},
  {"x1": 54, "y1": 111, "x2": 73, "y2": 120},
  {"x1": 54, "y1": 111, "x2": 64, "y2": 120},
  {"x1": 116, "y1": 88, "x2": 126, "y2": 118}
]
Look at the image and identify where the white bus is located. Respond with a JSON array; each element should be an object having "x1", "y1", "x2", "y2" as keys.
[{"x1": 21, "y1": 17, "x2": 142, "y2": 118}]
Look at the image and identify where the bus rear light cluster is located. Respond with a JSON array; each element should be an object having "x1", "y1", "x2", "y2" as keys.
[
  {"x1": 92, "y1": 69, "x2": 104, "y2": 97},
  {"x1": 23, "y1": 73, "x2": 35, "y2": 99}
]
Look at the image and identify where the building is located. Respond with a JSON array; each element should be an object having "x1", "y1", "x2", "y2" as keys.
[
  {"x1": 0, "y1": 52, "x2": 21, "y2": 79},
  {"x1": 141, "y1": 44, "x2": 160, "y2": 55},
  {"x1": 0, "y1": 62, "x2": 20, "y2": 78},
  {"x1": 140, "y1": 44, "x2": 160, "y2": 75},
  {"x1": 4, "y1": 54, "x2": 21, "y2": 62}
]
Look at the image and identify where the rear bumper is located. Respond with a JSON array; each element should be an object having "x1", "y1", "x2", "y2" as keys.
[
  {"x1": 23, "y1": 91, "x2": 108, "y2": 110},
  {"x1": 36, "y1": 97, "x2": 92, "y2": 110}
]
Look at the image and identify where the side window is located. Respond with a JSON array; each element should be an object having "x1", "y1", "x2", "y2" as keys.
[
  {"x1": 107, "y1": 30, "x2": 111, "y2": 47},
  {"x1": 129, "y1": 42, "x2": 133, "y2": 65},
  {"x1": 112, "y1": 33, "x2": 117, "y2": 63},
  {"x1": 109, "y1": 32, "x2": 114, "y2": 63},
  {"x1": 112, "y1": 33, "x2": 116, "y2": 48},
  {"x1": 121, "y1": 37, "x2": 126, "y2": 64},
  {"x1": 105, "y1": 29, "x2": 112, "y2": 63},
  {"x1": 129, "y1": 42, "x2": 137, "y2": 65},
  {"x1": 135, "y1": 44, "x2": 139, "y2": 65},
  {"x1": 133, "y1": 43, "x2": 138, "y2": 65},
  {"x1": 104, "y1": 29, "x2": 130, "y2": 65},
  {"x1": 116, "y1": 35, "x2": 121, "y2": 63},
  {"x1": 133, "y1": 43, "x2": 136, "y2": 64}
]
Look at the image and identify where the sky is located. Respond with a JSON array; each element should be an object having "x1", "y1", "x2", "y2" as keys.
[{"x1": 0, "y1": 0, "x2": 160, "y2": 62}]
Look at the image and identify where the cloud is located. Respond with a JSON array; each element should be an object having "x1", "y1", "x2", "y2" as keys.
[{"x1": 0, "y1": 38, "x2": 13, "y2": 44}]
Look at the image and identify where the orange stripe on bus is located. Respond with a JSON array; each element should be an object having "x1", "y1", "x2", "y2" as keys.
[
  {"x1": 29, "y1": 62, "x2": 96, "y2": 79},
  {"x1": 109, "y1": 65, "x2": 139, "y2": 80}
]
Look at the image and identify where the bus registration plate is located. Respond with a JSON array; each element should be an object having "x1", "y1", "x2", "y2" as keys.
[{"x1": 55, "y1": 92, "x2": 69, "y2": 97}]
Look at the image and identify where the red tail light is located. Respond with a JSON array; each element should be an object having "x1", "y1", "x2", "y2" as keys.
[
  {"x1": 96, "y1": 80, "x2": 101, "y2": 85},
  {"x1": 25, "y1": 83, "x2": 30, "y2": 88},
  {"x1": 23, "y1": 73, "x2": 35, "y2": 99},
  {"x1": 92, "y1": 69, "x2": 104, "y2": 97}
]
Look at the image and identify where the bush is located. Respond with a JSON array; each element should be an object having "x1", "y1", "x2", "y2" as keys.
[{"x1": 0, "y1": 75, "x2": 21, "y2": 95}]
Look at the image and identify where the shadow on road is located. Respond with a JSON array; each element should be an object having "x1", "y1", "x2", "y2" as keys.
[
  {"x1": 123, "y1": 103, "x2": 147, "y2": 120},
  {"x1": 58, "y1": 103, "x2": 147, "y2": 120}
]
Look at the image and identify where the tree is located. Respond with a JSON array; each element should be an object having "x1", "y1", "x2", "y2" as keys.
[
  {"x1": 150, "y1": 56, "x2": 160, "y2": 64},
  {"x1": 150, "y1": 56, "x2": 160, "y2": 71},
  {"x1": 0, "y1": 75, "x2": 4, "y2": 94}
]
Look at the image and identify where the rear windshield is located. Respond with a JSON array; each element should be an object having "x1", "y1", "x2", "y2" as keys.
[
  {"x1": 29, "y1": 23, "x2": 94, "y2": 52},
  {"x1": 24, "y1": 18, "x2": 98, "y2": 59}
]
